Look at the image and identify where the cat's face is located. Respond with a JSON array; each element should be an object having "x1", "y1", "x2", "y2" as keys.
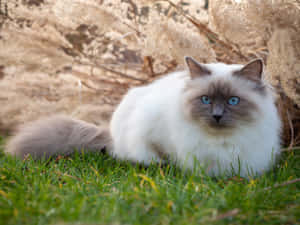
[{"x1": 183, "y1": 57, "x2": 266, "y2": 135}]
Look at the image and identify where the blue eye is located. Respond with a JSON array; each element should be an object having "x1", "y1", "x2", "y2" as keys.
[
  {"x1": 201, "y1": 95, "x2": 211, "y2": 104},
  {"x1": 228, "y1": 96, "x2": 240, "y2": 105}
]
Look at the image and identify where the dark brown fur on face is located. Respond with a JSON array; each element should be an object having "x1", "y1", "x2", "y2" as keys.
[
  {"x1": 183, "y1": 58, "x2": 267, "y2": 135},
  {"x1": 187, "y1": 80, "x2": 260, "y2": 131},
  {"x1": 182, "y1": 80, "x2": 267, "y2": 137}
]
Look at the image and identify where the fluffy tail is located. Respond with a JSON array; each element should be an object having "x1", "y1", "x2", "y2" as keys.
[{"x1": 5, "y1": 115, "x2": 111, "y2": 159}]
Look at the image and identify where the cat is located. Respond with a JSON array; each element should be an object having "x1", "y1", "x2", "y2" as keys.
[{"x1": 5, "y1": 57, "x2": 282, "y2": 177}]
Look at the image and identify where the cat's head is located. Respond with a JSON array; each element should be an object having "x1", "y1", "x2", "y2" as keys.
[{"x1": 182, "y1": 57, "x2": 269, "y2": 135}]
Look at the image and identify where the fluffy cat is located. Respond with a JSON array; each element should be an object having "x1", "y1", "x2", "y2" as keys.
[{"x1": 6, "y1": 57, "x2": 281, "y2": 177}]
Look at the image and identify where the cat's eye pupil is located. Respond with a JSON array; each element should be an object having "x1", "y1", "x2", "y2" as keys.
[
  {"x1": 201, "y1": 95, "x2": 211, "y2": 104},
  {"x1": 228, "y1": 96, "x2": 240, "y2": 105}
]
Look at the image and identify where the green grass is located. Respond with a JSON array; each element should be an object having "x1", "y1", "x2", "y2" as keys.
[{"x1": 0, "y1": 140, "x2": 299, "y2": 225}]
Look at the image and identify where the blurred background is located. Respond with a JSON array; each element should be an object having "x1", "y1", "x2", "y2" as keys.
[{"x1": 0, "y1": 0, "x2": 299, "y2": 147}]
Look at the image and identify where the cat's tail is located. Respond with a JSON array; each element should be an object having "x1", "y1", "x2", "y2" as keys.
[{"x1": 5, "y1": 115, "x2": 112, "y2": 159}]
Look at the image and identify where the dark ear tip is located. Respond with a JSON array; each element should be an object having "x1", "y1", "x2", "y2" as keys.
[
  {"x1": 247, "y1": 58, "x2": 264, "y2": 75},
  {"x1": 256, "y1": 58, "x2": 263, "y2": 64},
  {"x1": 184, "y1": 56, "x2": 193, "y2": 63},
  {"x1": 250, "y1": 58, "x2": 264, "y2": 67}
]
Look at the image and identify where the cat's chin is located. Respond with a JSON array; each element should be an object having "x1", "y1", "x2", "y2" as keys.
[{"x1": 201, "y1": 122, "x2": 235, "y2": 136}]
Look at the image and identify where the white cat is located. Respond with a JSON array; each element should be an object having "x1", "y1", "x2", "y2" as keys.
[{"x1": 6, "y1": 57, "x2": 282, "y2": 177}]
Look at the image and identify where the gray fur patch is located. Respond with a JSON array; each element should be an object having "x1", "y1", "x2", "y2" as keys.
[{"x1": 5, "y1": 115, "x2": 111, "y2": 159}]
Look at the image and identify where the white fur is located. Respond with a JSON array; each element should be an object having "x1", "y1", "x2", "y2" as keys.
[{"x1": 110, "y1": 63, "x2": 281, "y2": 177}]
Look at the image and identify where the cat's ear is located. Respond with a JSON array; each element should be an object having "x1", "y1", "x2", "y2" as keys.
[
  {"x1": 185, "y1": 56, "x2": 211, "y2": 79},
  {"x1": 234, "y1": 59, "x2": 264, "y2": 82}
]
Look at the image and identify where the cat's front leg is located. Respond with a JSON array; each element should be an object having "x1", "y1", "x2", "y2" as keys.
[{"x1": 112, "y1": 141, "x2": 163, "y2": 165}]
